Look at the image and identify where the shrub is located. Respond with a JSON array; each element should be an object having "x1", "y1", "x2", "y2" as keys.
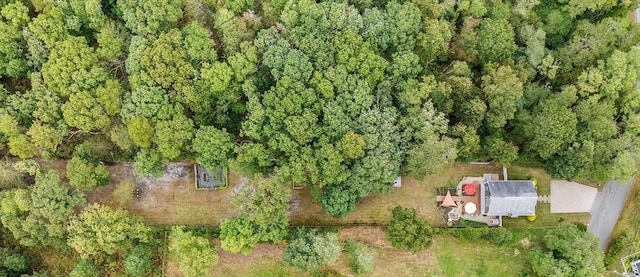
[
  {"x1": 124, "y1": 244, "x2": 153, "y2": 277},
  {"x1": 111, "y1": 180, "x2": 137, "y2": 208},
  {"x1": 66, "y1": 156, "x2": 110, "y2": 191},
  {"x1": 486, "y1": 227, "x2": 513, "y2": 246},
  {"x1": 345, "y1": 240, "x2": 375, "y2": 275},
  {"x1": 283, "y1": 229, "x2": 342, "y2": 272},
  {"x1": 452, "y1": 227, "x2": 489, "y2": 242},
  {"x1": 0, "y1": 160, "x2": 24, "y2": 189},
  {"x1": 69, "y1": 259, "x2": 100, "y2": 277},
  {"x1": 387, "y1": 206, "x2": 434, "y2": 252}
]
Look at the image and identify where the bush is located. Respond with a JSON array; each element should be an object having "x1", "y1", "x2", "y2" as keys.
[
  {"x1": 486, "y1": 227, "x2": 513, "y2": 246},
  {"x1": 2, "y1": 253, "x2": 29, "y2": 272},
  {"x1": 345, "y1": 240, "x2": 375, "y2": 275},
  {"x1": 452, "y1": 227, "x2": 489, "y2": 242},
  {"x1": 283, "y1": 229, "x2": 342, "y2": 272},
  {"x1": 12, "y1": 159, "x2": 40, "y2": 176},
  {"x1": 0, "y1": 160, "x2": 25, "y2": 189},
  {"x1": 387, "y1": 206, "x2": 433, "y2": 252},
  {"x1": 124, "y1": 244, "x2": 153, "y2": 277},
  {"x1": 66, "y1": 156, "x2": 110, "y2": 191},
  {"x1": 69, "y1": 259, "x2": 100, "y2": 277},
  {"x1": 111, "y1": 180, "x2": 137, "y2": 208}
]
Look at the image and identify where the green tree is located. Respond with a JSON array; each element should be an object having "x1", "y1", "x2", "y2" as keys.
[
  {"x1": 67, "y1": 204, "x2": 150, "y2": 257},
  {"x1": 219, "y1": 215, "x2": 260, "y2": 255},
  {"x1": 62, "y1": 90, "x2": 111, "y2": 132},
  {"x1": 0, "y1": 170, "x2": 85, "y2": 249},
  {"x1": 192, "y1": 126, "x2": 235, "y2": 171},
  {"x1": 40, "y1": 36, "x2": 99, "y2": 97},
  {"x1": 476, "y1": 18, "x2": 516, "y2": 64},
  {"x1": 154, "y1": 113, "x2": 194, "y2": 161},
  {"x1": 133, "y1": 148, "x2": 164, "y2": 177},
  {"x1": 529, "y1": 223, "x2": 604, "y2": 277},
  {"x1": 282, "y1": 229, "x2": 342, "y2": 272},
  {"x1": 127, "y1": 116, "x2": 154, "y2": 148},
  {"x1": 66, "y1": 156, "x2": 110, "y2": 191},
  {"x1": 7, "y1": 135, "x2": 36, "y2": 159},
  {"x1": 484, "y1": 136, "x2": 519, "y2": 166},
  {"x1": 482, "y1": 65, "x2": 523, "y2": 129},
  {"x1": 168, "y1": 226, "x2": 218, "y2": 277},
  {"x1": 181, "y1": 21, "x2": 217, "y2": 66},
  {"x1": 117, "y1": 0, "x2": 183, "y2": 35},
  {"x1": 387, "y1": 206, "x2": 433, "y2": 252}
]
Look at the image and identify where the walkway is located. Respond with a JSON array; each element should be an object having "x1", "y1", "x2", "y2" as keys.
[{"x1": 587, "y1": 177, "x2": 635, "y2": 250}]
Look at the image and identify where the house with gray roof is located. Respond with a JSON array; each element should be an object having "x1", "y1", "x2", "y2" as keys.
[{"x1": 480, "y1": 180, "x2": 538, "y2": 217}]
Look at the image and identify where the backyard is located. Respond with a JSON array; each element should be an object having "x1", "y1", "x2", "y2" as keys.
[{"x1": 39, "y1": 160, "x2": 591, "y2": 276}]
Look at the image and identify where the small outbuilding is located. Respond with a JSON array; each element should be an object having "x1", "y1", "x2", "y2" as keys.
[
  {"x1": 480, "y1": 180, "x2": 537, "y2": 217},
  {"x1": 194, "y1": 164, "x2": 227, "y2": 190}
]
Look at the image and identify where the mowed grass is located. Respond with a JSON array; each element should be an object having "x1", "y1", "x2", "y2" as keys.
[{"x1": 290, "y1": 163, "x2": 501, "y2": 227}]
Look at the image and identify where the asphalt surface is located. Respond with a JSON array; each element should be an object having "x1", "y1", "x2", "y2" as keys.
[{"x1": 587, "y1": 177, "x2": 635, "y2": 250}]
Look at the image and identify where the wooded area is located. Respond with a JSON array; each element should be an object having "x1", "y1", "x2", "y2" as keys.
[{"x1": 0, "y1": 0, "x2": 637, "y2": 276}]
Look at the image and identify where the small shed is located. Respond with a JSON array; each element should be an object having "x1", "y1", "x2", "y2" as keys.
[{"x1": 194, "y1": 164, "x2": 227, "y2": 190}]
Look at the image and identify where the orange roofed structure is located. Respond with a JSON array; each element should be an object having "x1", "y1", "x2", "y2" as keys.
[{"x1": 441, "y1": 190, "x2": 457, "y2": 207}]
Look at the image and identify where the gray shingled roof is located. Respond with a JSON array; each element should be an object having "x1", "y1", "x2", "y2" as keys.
[{"x1": 481, "y1": 180, "x2": 537, "y2": 217}]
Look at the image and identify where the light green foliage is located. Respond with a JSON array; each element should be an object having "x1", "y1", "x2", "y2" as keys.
[
  {"x1": 23, "y1": 28, "x2": 48, "y2": 69},
  {"x1": 154, "y1": 113, "x2": 194, "y2": 161},
  {"x1": 111, "y1": 180, "x2": 136, "y2": 208},
  {"x1": 416, "y1": 19, "x2": 452, "y2": 62},
  {"x1": 484, "y1": 136, "x2": 519, "y2": 166},
  {"x1": 26, "y1": 122, "x2": 61, "y2": 154},
  {"x1": 96, "y1": 79, "x2": 123, "y2": 116},
  {"x1": 406, "y1": 128, "x2": 458, "y2": 179},
  {"x1": 387, "y1": 206, "x2": 433, "y2": 252},
  {"x1": 529, "y1": 223, "x2": 604, "y2": 277},
  {"x1": 139, "y1": 29, "x2": 195, "y2": 90},
  {"x1": 62, "y1": 90, "x2": 111, "y2": 131},
  {"x1": 0, "y1": 170, "x2": 85, "y2": 249},
  {"x1": 181, "y1": 21, "x2": 217, "y2": 65},
  {"x1": 0, "y1": 114, "x2": 19, "y2": 137},
  {"x1": 565, "y1": 0, "x2": 621, "y2": 18},
  {"x1": 69, "y1": 259, "x2": 100, "y2": 277},
  {"x1": 121, "y1": 85, "x2": 172, "y2": 123},
  {"x1": 340, "y1": 132, "x2": 366, "y2": 159},
  {"x1": 66, "y1": 156, "x2": 110, "y2": 191},
  {"x1": 41, "y1": 36, "x2": 99, "y2": 97},
  {"x1": 8, "y1": 135, "x2": 36, "y2": 159},
  {"x1": 520, "y1": 25, "x2": 547, "y2": 67},
  {"x1": 124, "y1": 244, "x2": 153, "y2": 277},
  {"x1": 0, "y1": 160, "x2": 25, "y2": 189},
  {"x1": 109, "y1": 124, "x2": 136, "y2": 152},
  {"x1": 345, "y1": 240, "x2": 375, "y2": 275},
  {"x1": 118, "y1": 0, "x2": 183, "y2": 35},
  {"x1": 127, "y1": 116, "x2": 154, "y2": 148},
  {"x1": 67, "y1": 204, "x2": 150, "y2": 257},
  {"x1": 482, "y1": 65, "x2": 523, "y2": 129},
  {"x1": 282, "y1": 229, "x2": 342, "y2": 272},
  {"x1": 1, "y1": 2, "x2": 29, "y2": 27},
  {"x1": 96, "y1": 21, "x2": 124, "y2": 60},
  {"x1": 219, "y1": 215, "x2": 260, "y2": 255},
  {"x1": 27, "y1": 7, "x2": 68, "y2": 47},
  {"x1": 477, "y1": 18, "x2": 516, "y2": 64},
  {"x1": 133, "y1": 148, "x2": 164, "y2": 177},
  {"x1": 0, "y1": 20, "x2": 27, "y2": 77},
  {"x1": 192, "y1": 126, "x2": 235, "y2": 171},
  {"x1": 221, "y1": 176, "x2": 291, "y2": 254},
  {"x1": 70, "y1": 0, "x2": 107, "y2": 30},
  {"x1": 385, "y1": 1, "x2": 422, "y2": 52},
  {"x1": 11, "y1": 159, "x2": 41, "y2": 176},
  {"x1": 225, "y1": 0, "x2": 253, "y2": 13},
  {"x1": 168, "y1": 226, "x2": 218, "y2": 277}
]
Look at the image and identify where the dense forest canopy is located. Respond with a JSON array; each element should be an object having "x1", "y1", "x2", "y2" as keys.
[{"x1": 0, "y1": 0, "x2": 639, "y2": 221}]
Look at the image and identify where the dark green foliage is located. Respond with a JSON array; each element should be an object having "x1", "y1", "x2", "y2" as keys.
[
  {"x1": 451, "y1": 227, "x2": 489, "y2": 242},
  {"x1": 486, "y1": 227, "x2": 513, "y2": 246},
  {"x1": 387, "y1": 206, "x2": 433, "y2": 252},
  {"x1": 529, "y1": 223, "x2": 604, "y2": 277}
]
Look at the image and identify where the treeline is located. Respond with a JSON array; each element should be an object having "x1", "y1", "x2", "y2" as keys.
[{"x1": 0, "y1": 0, "x2": 639, "y2": 218}]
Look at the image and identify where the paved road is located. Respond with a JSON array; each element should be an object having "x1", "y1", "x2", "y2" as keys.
[{"x1": 587, "y1": 177, "x2": 635, "y2": 250}]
